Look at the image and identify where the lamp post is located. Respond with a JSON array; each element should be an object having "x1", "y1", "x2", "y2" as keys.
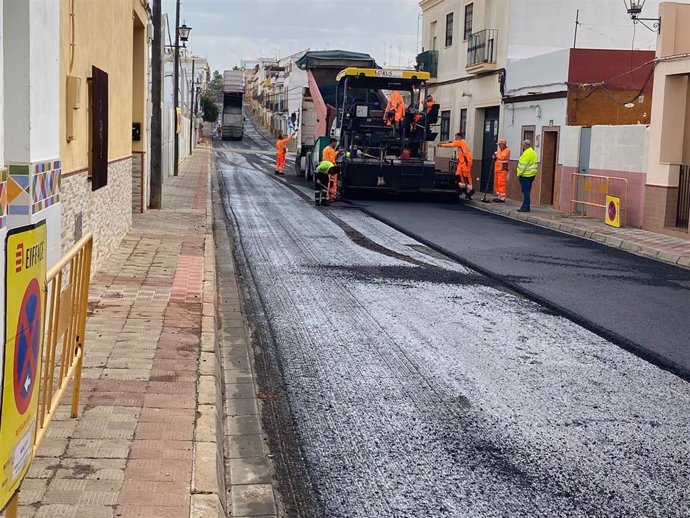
[
  {"x1": 623, "y1": 0, "x2": 661, "y2": 32},
  {"x1": 189, "y1": 60, "x2": 197, "y2": 155},
  {"x1": 172, "y1": 2, "x2": 191, "y2": 176}
]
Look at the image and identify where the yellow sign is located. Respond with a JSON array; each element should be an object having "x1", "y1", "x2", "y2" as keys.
[
  {"x1": 0, "y1": 222, "x2": 46, "y2": 510},
  {"x1": 176, "y1": 107, "x2": 182, "y2": 134},
  {"x1": 605, "y1": 195, "x2": 621, "y2": 228}
]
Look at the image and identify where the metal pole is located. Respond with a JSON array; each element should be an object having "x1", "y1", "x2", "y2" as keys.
[
  {"x1": 189, "y1": 59, "x2": 195, "y2": 155},
  {"x1": 173, "y1": 0, "x2": 180, "y2": 176},
  {"x1": 573, "y1": 9, "x2": 579, "y2": 48},
  {"x1": 150, "y1": 0, "x2": 163, "y2": 208}
]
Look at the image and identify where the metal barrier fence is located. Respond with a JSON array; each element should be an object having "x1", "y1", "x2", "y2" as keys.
[
  {"x1": 4, "y1": 234, "x2": 92, "y2": 518},
  {"x1": 677, "y1": 165, "x2": 690, "y2": 229},
  {"x1": 570, "y1": 173, "x2": 629, "y2": 226}
]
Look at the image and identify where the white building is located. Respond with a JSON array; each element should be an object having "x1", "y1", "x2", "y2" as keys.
[{"x1": 418, "y1": 0, "x2": 668, "y2": 192}]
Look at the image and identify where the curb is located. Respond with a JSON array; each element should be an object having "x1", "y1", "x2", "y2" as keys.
[
  {"x1": 191, "y1": 149, "x2": 226, "y2": 518},
  {"x1": 467, "y1": 200, "x2": 690, "y2": 271}
]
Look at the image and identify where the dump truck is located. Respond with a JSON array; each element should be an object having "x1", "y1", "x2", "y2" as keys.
[
  {"x1": 221, "y1": 70, "x2": 244, "y2": 140},
  {"x1": 293, "y1": 50, "x2": 378, "y2": 179},
  {"x1": 329, "y1": 67, "x2": 451, "y2": 195}
]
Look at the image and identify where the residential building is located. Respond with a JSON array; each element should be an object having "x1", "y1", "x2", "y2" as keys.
[
  {"x1": 646, "y1": 1, "x2": 690, "y2": 235},
  {"x1": 503, "y1": 48, "x2": 654, "y2": 224},
  {"x1": 57, "y1": 0, "x2": 150, "y2": 271},
  {"x1": 418, "y1": 0, "x2": 661, "y2": 194}
]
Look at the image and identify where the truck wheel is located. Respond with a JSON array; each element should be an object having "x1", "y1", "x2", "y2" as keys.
[{"x1": 305, "y1": 153, "x2": 313, "y2": 182}]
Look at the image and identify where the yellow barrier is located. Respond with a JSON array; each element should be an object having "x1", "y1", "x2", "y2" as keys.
[
  {"x1": 570, "y1": 173, "x2": 629, "y2": 226},
  {"x1": 4, "y1": 234, "x2": 92, "y2": 517}
]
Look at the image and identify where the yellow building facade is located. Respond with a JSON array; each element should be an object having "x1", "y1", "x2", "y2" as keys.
[{"x1": 59, "y1": 0, "x2": 150, "y2": 269}]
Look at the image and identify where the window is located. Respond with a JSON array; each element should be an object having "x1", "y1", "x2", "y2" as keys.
[
  {"x1": 464, "y1": 3, "x2": 474, "y2": 40},
  {"x1": 430, "y1": 20, "x2": 438, "y2": 51},
  {"x1": 89, "y1": 65, "x2": 109, "y2": 191},
  {"x1": 445, "y1": 13, "x2": 454, "y2": 47},
  {"x1": 521, "y1": 125, "x2": 536, "y2": 146},
  {"x1": 440, "y1": 110, "x2": 451, "y2": 141},
  {"x1": 460, "y1": 109, "x2": 467, "y2": 137}
]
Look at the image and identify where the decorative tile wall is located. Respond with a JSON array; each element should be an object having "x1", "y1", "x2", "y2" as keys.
[
  {"x1": 6, "y1": 160, "x2": 61, "y2": 217},
  {"x1": 0, "y1": 168, "x2": 6, "y2": 229}
]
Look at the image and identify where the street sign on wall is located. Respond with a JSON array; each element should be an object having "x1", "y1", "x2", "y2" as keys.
[{"x1": 0, "y1": 222, "x2": 47, "y2": 510}]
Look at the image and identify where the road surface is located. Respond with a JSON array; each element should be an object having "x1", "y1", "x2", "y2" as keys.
[{"x1": 214, "y1": 123, "x2": 690, "y2": 517}]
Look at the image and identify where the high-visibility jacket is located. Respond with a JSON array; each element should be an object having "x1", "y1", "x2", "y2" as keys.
[
  {"x1": 439, "y1": 139, "x2": 473, "y2": 177},
  {"x1": 322, "y1": 145, "x2": 338, "y2": 164},
  {"x1": 517, "y1": 147, "x2": 538, "y2": 178},
  {"x1": 384, "y1": 91, "x2": 405, "y2": 125},
  {"x1": 276, "y1": 135, "x2": 292, "y2": 156},
  {"x1": 494, "y1": 147, "x2": 511, "y2": 173},
  {"x1": 316, "y1": 160, "x2": 336, "y2": 174}
]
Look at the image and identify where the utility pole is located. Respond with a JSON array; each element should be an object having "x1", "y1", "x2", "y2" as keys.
[
  {"x1": 189, "y1": 58, "x2": 195, "y2": 156},
  {"x1": 150, "y1": 0, "x2": 162, "y2": 209},
  {"x1": 573, "y1": 9, "x2": 580, "y2": 48},
  {"x1": 173, "y1": 0, "x2": 181, "y2": 176}
]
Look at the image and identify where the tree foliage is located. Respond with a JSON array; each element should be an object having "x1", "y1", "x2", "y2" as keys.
[{"x1": 200, "y1": 93, "x2": 219, "y2": 122}]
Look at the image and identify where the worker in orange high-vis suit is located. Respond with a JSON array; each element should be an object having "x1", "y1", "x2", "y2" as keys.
[
  {"x1": 383, "y1": 91, "x2": 405, "y2": 127},
  {"x1": 439, "y1": 132, "x2": 474, "y2": 200},
  {"x1": 322, "y1": 138, "x2": 338, "y2": 164},
  {"x1": 275, "y1": 132, "x2": 293, "y2": 175},
  {"x1": 493, "y1": 138, "x2": 511, "y2": 202}
]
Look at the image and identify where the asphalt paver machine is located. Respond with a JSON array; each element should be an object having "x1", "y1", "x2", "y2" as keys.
[{"x1": 332, "y1": 68, "x2": 441, "y2": 195}]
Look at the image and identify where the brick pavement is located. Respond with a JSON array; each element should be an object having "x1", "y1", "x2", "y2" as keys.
[
  {"x1": 468, "y1": 197, "x2": 690, "y2": 269},
  {"x1": 10, "y1": 147, "x2": 217, "y2": 518}
]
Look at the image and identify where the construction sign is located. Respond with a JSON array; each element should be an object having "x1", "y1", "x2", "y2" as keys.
[
  {"x1": 0, "y1": 222, "x2": 47, "y2": 510},
  {"x1": 605, "y1": 195, "x2": 622, "y2": 228}
]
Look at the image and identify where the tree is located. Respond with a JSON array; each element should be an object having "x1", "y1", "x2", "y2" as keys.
[
  {"x1": 200, "y1": 93, "x2": 219, "y2": 122},
  {"x1": 210, "y1": 70, "x2": 223, "y2": 92}
]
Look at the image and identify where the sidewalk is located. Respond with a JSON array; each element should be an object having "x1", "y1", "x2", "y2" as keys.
[
  {"x1": 468, "y1": 197, "x2": 690, "y2": 269},
  {"x1": 12, "y1": 147, "x2": 223, "y2": 518}
]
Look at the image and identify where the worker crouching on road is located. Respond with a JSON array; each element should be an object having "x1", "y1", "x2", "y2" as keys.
[
  {"x1": 314, "y1": 160, "x2": 339, "y2": 206},
  {"x1": 439, "y1": 132, "x2": 474, "y2": 200},
  {"x1": 275, "y1": 132, "x2": 293, "y2": 176},
  {"x1": 493, "y1": 139, "x2": 511, "y2": 202},
  {"x1": 517, "y1": 139, "x2": 538, "y2": 212}
]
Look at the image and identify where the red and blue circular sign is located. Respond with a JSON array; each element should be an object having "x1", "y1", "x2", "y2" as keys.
[
  {"x1": 608, "y1": 200, "x2": 617, "y2": 222},
  {"x1": 13, "y1": 278, "x2": 41, "y2": 415}
]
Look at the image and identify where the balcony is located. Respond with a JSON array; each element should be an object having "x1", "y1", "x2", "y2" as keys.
[
  {"x1": 466, "y1": 29, "x2": 497, "y2": 73},
  {"x1": 415, "y1": 50, "x2": 439, "y2": 78}
]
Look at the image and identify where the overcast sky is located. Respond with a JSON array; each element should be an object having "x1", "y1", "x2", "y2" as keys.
[{"x1": 162, "y1": 0, "x2": 421, "y2": 73}]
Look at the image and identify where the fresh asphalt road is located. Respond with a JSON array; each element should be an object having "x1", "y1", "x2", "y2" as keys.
[
  {"x1": 347, "y1": 198, "x2": 690, "y2": 377},
  {"x1": 214, "y1": 123, "x2": 690, "y2": 517}
]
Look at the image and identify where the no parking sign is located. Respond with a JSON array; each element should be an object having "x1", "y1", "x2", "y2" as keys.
[
  {"x1": 605, "y1": 195, "x2": 621, "y2": 228},
  {"x1": 0, "y1": 222, "x2": 46, "y2": 510}
]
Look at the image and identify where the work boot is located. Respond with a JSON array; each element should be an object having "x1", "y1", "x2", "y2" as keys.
[
  {"x1": 274, "y1": 170, "x2": 280, "y2": 175},
  {"x1": 465, "y1": 189, "x2": 475, "y2": 201},
  {"x1": 493, "y1": 197, "x2": 505, "y2": 203}
]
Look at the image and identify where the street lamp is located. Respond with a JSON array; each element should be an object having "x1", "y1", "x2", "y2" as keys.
[
  {"x1": 623, "y1": 0, "x2": 660, "y2": 32},
  {"x1": 172, "y1": 2, "x2": 192, "y2": 176}
]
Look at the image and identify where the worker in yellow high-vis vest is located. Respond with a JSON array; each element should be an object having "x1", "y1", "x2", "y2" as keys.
[{"x1": 517, "y1": 139, "x2": 538, "y2": 212}]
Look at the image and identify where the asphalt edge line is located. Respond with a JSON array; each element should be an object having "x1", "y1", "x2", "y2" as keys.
[
  {"x1": 191, "y1": 147, "x2": 225, "y2": 518},
  {"x1": 467, "y1": 200, "x2": 690, "y2": 272},
  {"x1": 357, "y1": 205, "x2": 690, "y2": 384},
  {"x1": 216, "y1": 153, "x2": 315, "y2": 517}
]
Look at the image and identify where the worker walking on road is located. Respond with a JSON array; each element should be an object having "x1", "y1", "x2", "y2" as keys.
[
  {"x1": 517, "y1": 139, "x2": 538, "y2": 212},
  {"x1": 275, "y1": 132, "x2": 293, "y2": 176},
  {"x1": 493, "y1": 139, "x2": 511, "y2": 202},
  {"x1": 439, "y1": 132, "x2": 474, "y2": 200},
  {"x1": 322, "y1": 138, "x2": 338, "y2": 164}
]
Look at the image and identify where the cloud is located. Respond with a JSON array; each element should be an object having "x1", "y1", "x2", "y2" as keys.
[{"x1": 162, "y1": 0, "x2": 421, "y2": 71}]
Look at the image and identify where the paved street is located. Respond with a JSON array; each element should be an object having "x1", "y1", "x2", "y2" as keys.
[{"x1": 214, "y1": 122, "x2": 690, "y2": 517}]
